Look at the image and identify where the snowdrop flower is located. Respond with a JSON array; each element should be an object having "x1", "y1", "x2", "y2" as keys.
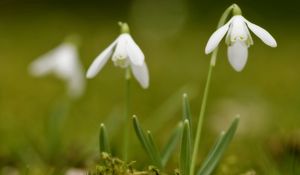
[
  {"x1": 86, "y1": 22, "x2": 149, "y2": 89},
  {"x1": 29, "y1": 41, "x2": 85, "y2": 98},
  {"x1": 65, "y1": 168, "x2": 86, "y2": 175},
  {"x1": 205, "y1": 6, "x2": 277, "y2": 71}
]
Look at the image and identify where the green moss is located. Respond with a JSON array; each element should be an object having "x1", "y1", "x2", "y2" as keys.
[{"x1": 88, "y1": 153, "x2": 172, "y2": 175}]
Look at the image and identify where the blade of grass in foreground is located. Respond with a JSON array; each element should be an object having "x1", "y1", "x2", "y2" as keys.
[
  {"x1": 147, "y1": 131, "x2": 163, "y2": 168},
  {"x1": 132, "y1": 115, "x2": 162, "y2": 168},
  {"x1": 197, "y1": 116, "x2": 239, "y2": 175},
  {"x1": 161, "y1": 122, "x2": 183, "y2": 167},
  {"x1": 180, "y1": 119, "x2": 192, "y2": 175},
  {"x1": 182, "y1": 93, "x2": 194, "y2": 146},
  {"x1": 183, "y1": 93, "x2": 192, "y2": 123},
  {"x1": 99, "y1": 123, "x2": 110, "y2": 154}
]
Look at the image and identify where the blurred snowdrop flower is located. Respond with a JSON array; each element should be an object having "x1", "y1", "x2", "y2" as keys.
[
  {"x1": 29, "y1": 40, "x2": 85, "y2": 98},
  {"x1": 86, "y1": 22, "x2": 149, "y2": 89},
  {"x1": 65, "y1": 168, "x2": 86, "y2": 175},
  {"x1": 205, "y1": 6, "x2": 277, "y2": 71}
]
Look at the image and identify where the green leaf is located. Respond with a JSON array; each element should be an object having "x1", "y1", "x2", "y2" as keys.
[
  {"x1": 182, "y1": 93, "x2": 192, "y2": 123},
  {"x1": 180, "y1": 119, "x2": 192, "y2": 175},
  {"x1": 146, "y1": 130, "x2": 163, "y2": 168},
  {"x1": 132, "y1": 115, "x2": 162, "y2": 168},
  {"x1": 197, "y1": 116, "x2": 240, "y2": 175},
  {"x1": 99, "y1": 123, "x2": 110, "y2": 154},
  {"x1": 161, "y1": 122, "x2": 183, "y2": 167}
]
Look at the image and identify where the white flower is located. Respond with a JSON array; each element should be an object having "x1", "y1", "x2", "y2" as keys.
[
  {"x1": 205, "y1": 15, "x2": 277, "y2": 71},
  {"x1": 29, "y1": 42, "x2": 85, "y2": 98},
  {"x1": 65, "y1": 168, "x2": 86, "y2": 175},
  {"x1": 86, "y1": 33, "x2": 149, "y2": 89}
]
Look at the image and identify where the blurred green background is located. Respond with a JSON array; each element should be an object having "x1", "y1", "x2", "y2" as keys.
[{"x1": 0, "y1": 0, "x2": 299, "y2": 174}]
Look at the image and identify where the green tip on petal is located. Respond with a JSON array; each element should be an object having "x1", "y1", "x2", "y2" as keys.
[{"x1": 118, "y1": 22, "x2": 130, "y2": 34}]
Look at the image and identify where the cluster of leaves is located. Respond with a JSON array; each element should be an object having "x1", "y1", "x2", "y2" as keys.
[
  {"x1": 132, "y1": 94, "x2": 239, "y2": 175},
  {"x1": 97, "y1": 93, "x2": 239, "y2": 175}
]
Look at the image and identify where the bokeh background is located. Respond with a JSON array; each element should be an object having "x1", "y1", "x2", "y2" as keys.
[{"x1": 0, "y1": 0, "x2": 299, "y2": 174}]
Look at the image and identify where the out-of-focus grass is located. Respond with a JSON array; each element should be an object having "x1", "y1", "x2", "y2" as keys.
[{"x1": 0, "y1": 1, "x2": 299, "y2": 174}]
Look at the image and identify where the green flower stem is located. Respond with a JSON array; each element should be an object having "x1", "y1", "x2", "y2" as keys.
[
  {"x1": 190, "y1": 62, "x2": 214, "y2": 175},
  {"x1": 119, "y1": 22, "x2": 131, "y2": 161},
  {"x1": 189, "y1": 4, "x2": 238, "y2": 175},
  {"x1": 123, "y1": 67, "x2": 131, "y2": 161}
]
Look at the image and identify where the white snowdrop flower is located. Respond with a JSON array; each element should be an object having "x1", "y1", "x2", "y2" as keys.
[
  {"x1": 205, "y1": 14, "x2": 277, "y2": 71},
  {"x1": 65, "y1": 168, "x2": 86, "y2": 175},
  {"x1": 29, "y1": 42, "x2": 85, "y2": 98},
  {"x1": 86, "y1": 23, "x2": 149, "y2": 89}
]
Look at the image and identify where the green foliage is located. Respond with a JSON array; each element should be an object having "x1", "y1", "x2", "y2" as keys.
[
  {"x1": 132, "y1": 115, "x2": 163, "y2": 168},
  {"x1": 161, "y1": 122, "x2": 183, "y2": 167},
  {"x1": 197, "y1": 117, "x2": 239, "y2": 175},
  {"x1": 99, "y1": 123, "x2": 111, "y2": 154},
  {"x1": 180, "y1": 120, "x2": 192, "y2": 175},
  {"x1": 133, "y1": 115, "x2": 183, "y2": 169},
  {"x1": 182, "y1": 93, "x2": 192, "y2": 123}
]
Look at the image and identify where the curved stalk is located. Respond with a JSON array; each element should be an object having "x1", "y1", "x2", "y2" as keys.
[{"x1": 189, "y1": 4, "x2": 240, "y2": 175}]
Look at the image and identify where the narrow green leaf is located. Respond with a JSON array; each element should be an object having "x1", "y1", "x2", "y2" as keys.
[
  {"x1": 182, "y1": 93, "x2": 192, "y2": 123},
  {"x1": 180, "y1": 119, "x2": 192, "y2": 175},
  {"x1": 197, "y1": 116, "x2": 239, "y2": 175},
  {"x1": 161, "y1": 122, "x2": 183, "y2": 167},
  {"x1": 132, "y1": 115, "x2": 160, "y2": 167},
  {"x1": 147, "y1": 130, "x2": 163, "y2": 168},
  {"x1": 99, "y1": 123, "x2": 110, "y2": 154},
  {"x1": 182, "y1": 93, "x2": 193, "y2": 148}
]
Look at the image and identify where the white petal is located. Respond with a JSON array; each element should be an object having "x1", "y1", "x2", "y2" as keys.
[
  {"x1": 112, "y1": 34, "x2": 128, "y2": 60},
  {"x1": 30, "y1": 43, "x2": 86, "y2": 98},
  {"x1": 86, "y1": 39, "x2": 118, "y2": 78},
  {"x1": 131, "y1": 62, "x2": 149, "y2": 89},
  {"x1": 112, "y1": 34, "x2": 130, "y2": 68},
  {"x1": 205, "y1": 22, "x2": 230, "y2": 54},
  {"x1": 125, "y1": 34, "x2": 144, "y2": 66},
  {"x1": 29, "y1": 54, "x2": 56, "y2": 77},
  {"x1": 229, "y1": 16, "x2": 249, "y2": 42},
  {"x1": 227, "y1": 41, "x2": 248, "y2": 72},
  {"x1": 29, "y1": 43, "x2": 74, "y2": 78},
  {"x1": 243, "y1": 17, "x2": 277, "y2": 47}
]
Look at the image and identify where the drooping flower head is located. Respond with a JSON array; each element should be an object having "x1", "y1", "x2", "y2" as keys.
[
  {"x1": 86, "y1": 22, "x2": 149, "y2": 89},
  {"x1": 205, "y1": 4, "x2": 277, "y2": 71},
  {"x1": 29, "y1": 37, "x2": 85, "y2": 98}
]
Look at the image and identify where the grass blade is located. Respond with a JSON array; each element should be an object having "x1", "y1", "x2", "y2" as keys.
[
  {"x1": 147, "y1": 130, "x2": 163, "y2": 168},
  {"x1": 132, "y1": 115, "x2": 161, "y2": 168},
  {"x1": 197, "y1": 116, "x2": 240, "y2": 175},
  {"x1": 180, "y1": 119, "x2": 192, "y2": 175},
  {"x1": 161, "y1": 122, "x2": 183, "y2": 167},
  {"x1": 182, "y1": 93, "x2": 193, "y2": 147},
  {"x1": 182, "y1": 93, "x2": 192, "y2": 123},
  {"x1": 99, "y1": 123, "x2": 110, "y2": 154}
]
